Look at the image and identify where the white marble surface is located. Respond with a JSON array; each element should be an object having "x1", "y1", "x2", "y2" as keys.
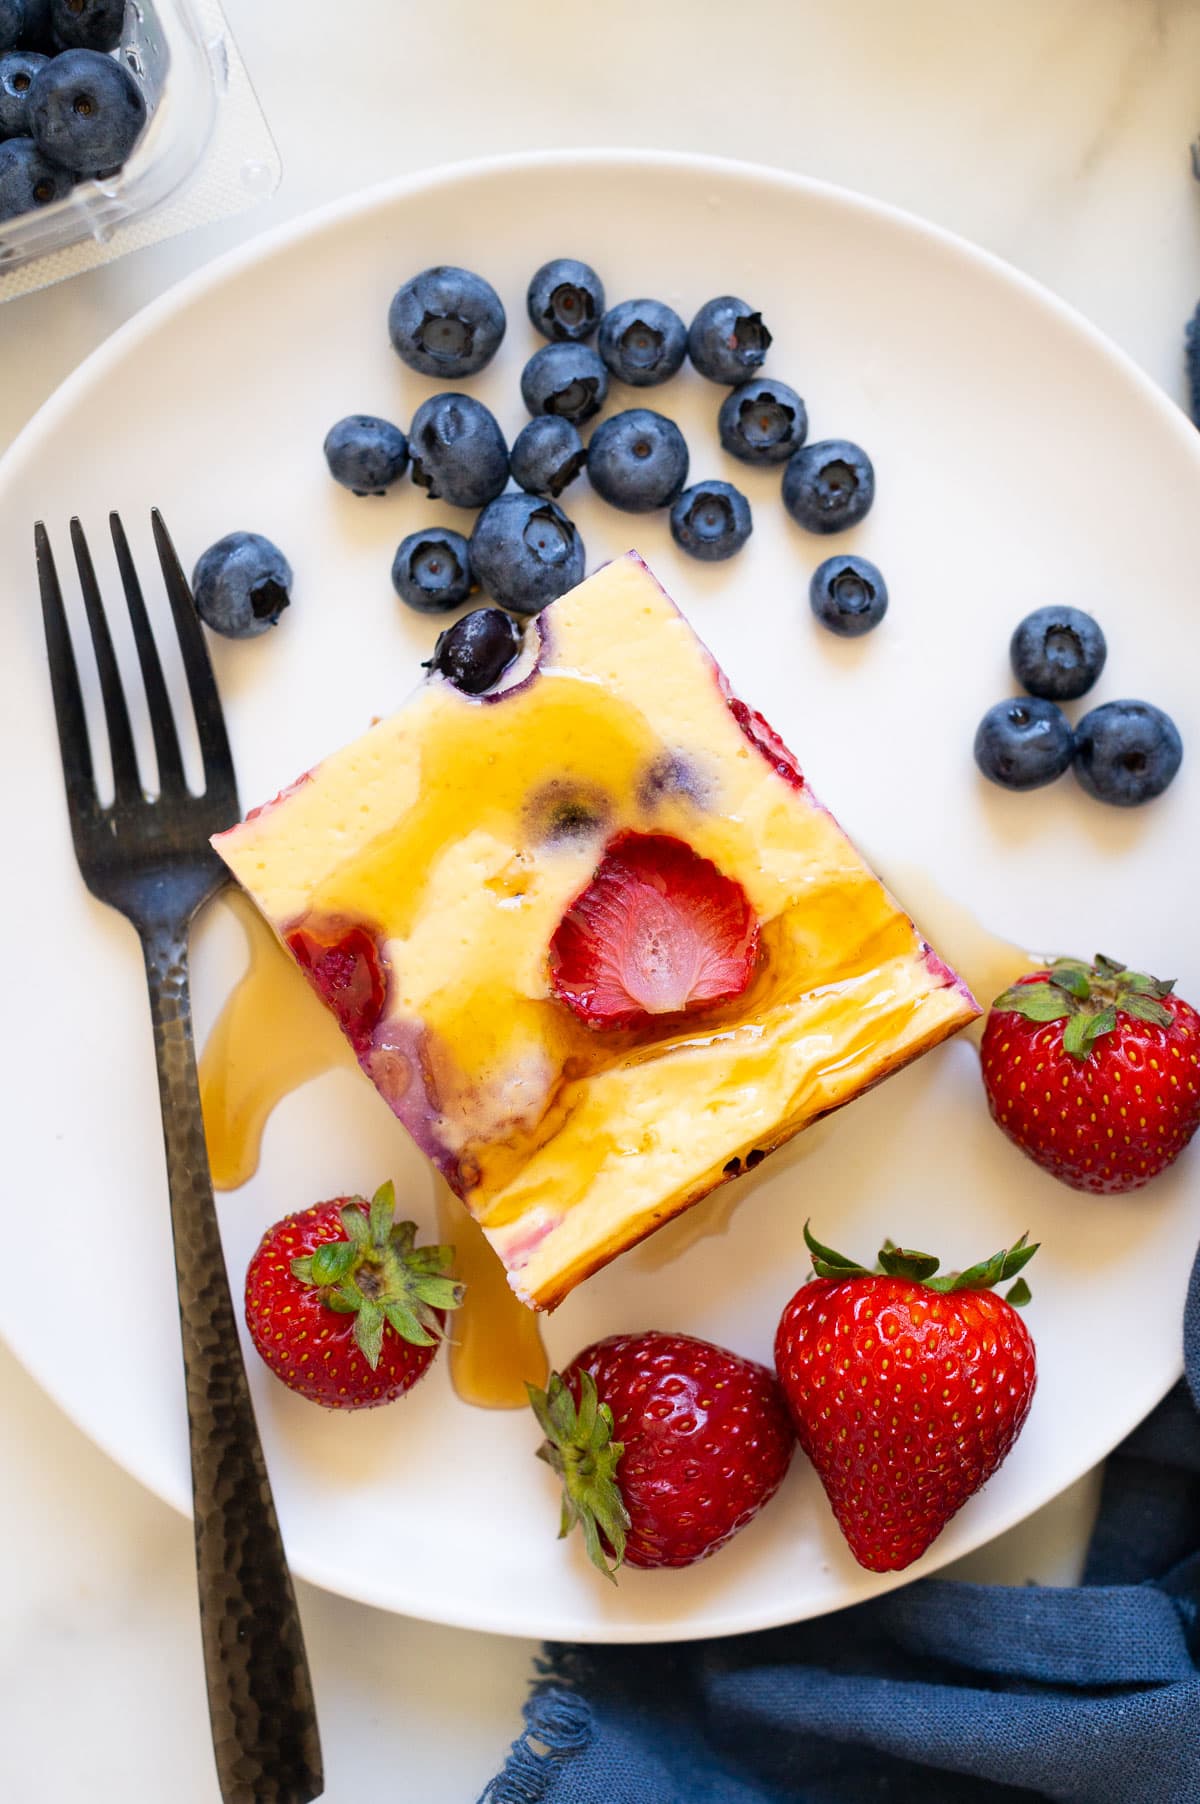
[{"x1": 2, "y1": 1, "x2": 1197, "y2": 1797}]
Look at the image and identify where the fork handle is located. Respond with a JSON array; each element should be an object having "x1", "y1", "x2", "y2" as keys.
[{"x1": 141, "y1": 920, "x2": 323, "y2": 1804}]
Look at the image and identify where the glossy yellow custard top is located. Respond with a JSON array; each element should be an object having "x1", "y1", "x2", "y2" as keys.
[{"x1": 214, "y1": 554, "x2": 979, "y2": 1308}]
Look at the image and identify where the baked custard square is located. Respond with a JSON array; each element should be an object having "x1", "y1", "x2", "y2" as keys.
[{"x1": 214, "y1": 554, "x2": 978, "y2": 1308}]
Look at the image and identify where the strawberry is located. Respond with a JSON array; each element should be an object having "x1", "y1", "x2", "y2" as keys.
[
  {"x1": 981, "y1": 954, "x2": 1200, "y2": 1193},
  {"x1": 528, "y1": 1330, "x2": 794, "y2": 1576},
  {"x1": 775, "y1": 1224, "x2": 1038, "y2": 1572},
  {"x1": 244, "y1": 1180, "x2": 463, "y2": 1409},
  {"x1": 548, "y1": 831, "x2": 759, "y2": 1030},
  {"x1": 286, "y1": 916, "x2": 388, "y2": 1055}
]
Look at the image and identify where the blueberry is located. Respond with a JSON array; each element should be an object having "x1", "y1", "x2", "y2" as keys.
[
  {"x1": 520, "y1": 341, "x2": 608, "y2": 425},
  {"x1": 1188, "y1": 301, "x2": 1200, "y2": 430},
  {"x1": 782, "y1": 439, "x2": 875, "y2": 534},
  {"x1": 719, "y1": 378, "x2": 807, "y2": 466},
  {"x1": 809, "y1": 554, "x2": 888, "y2": 637},
  {"x1": 28, "y1": 47, "x2": 145, "y2": 176},
  {"x1": 587, "y1": 409, "x2": 689, "y2": 513},
  {"x1": 597, "y1": 298, "x2": 687, "y2": 387},
  {"x1": 20, "y1": 0, "x2": 55, "y2": 51},
  {"x1": 687, "y1": 295, "x2": 772, "y2": 384},
  {"x1": 1073, "y1": 700, "x2": 1182, "y2": 806},
  {"x1": 192, "y1": 532, "x2": 292, "y2": 640},
  {"x1": 526, "y1": 257, "x2": 604, "y2": 343},
  {"x1": 470, "y1": 493, "x2": 585, "y2": 614},
  {"x1": 323, "y1": 415, "x2": 408, "y2": 496},
  {"x1": 0, "y1": 135, "x2": 70, "y2": 219},
  {"x1": 509, "y1": 415, "x2": 585, "y2": 499},
  {"x1": 425, "y1": 607, "x2": 523, "y2": 696},
  {"x1": 0, "y1": 50, "x2": 47, "y2": 136},
  {"x1": 50, "y1": 0, "x2": 123, "y2": 53},
  {"x1": 1009, "y1": 605, "x2": 1107, "y2": 702},
  {"x1": 387, "y1": 265, "x2": 505, "y2": 378},
  {"x1": 669, "y1": 480, "x2": 752, "y2": 561},
  {"x1": 0, "y1": 0, "x2": 22, "y2": 54},
  {"x1": 408, "y1": 392, "x2": 508, "y2": 509},
  {"x1": 391, "y1": 527, "x2": 473, "y2": 614},
  {"x1": 974, "y1": 698, "x2": 1075, "y2": 791}
]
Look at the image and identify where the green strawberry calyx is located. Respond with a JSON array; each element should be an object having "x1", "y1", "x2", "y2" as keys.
[
  {"x1": 527, "y1": 1369, "x2": 631, "y2": 1583},
  {"x1": 991, "y1": 953, "x2": 1175, "y2": 1064},
  {"x1": 289, "y1": 1180, "x2": 464, "y2": 1370},
  {"x1": 803, "y1": 1221, "x2": 1038, "y2": 1308}
]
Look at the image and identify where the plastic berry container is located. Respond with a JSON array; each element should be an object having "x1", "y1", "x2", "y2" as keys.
[{"x1": 0, "y1": 0, "x2": 279, "y2": 301}]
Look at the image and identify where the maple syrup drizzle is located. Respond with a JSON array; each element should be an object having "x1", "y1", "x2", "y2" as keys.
[
  {"x1": 630, "y1": 869, "x2": 1043, "y2": 1270},
  {"x1": 198, "y1": 875, "x2": 1039, "y2": 1394},
  {"x1": 199, "y1": 891, "x2": 354, "y2": 1192},
  {"x1": 436, "y1": 1183, "x2": 548, "y2": 1407},
  {"x1": 881, "y1": 861, "x2": 1044, "y2": 1044},
  {"x1": 198, "y1": 892, "x2": 546, "y2": 1409}
]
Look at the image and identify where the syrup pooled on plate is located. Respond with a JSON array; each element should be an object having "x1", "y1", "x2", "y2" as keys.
[
  {"x1": 882, "y1": 863, "x2": 1044, "y2": 1041},
  {"x1": 199, "y1": 891, "x2": 355, "y2": 1191},
  {"x1": 198, "y1": 893, "x2": 546, "y2": 1408}
]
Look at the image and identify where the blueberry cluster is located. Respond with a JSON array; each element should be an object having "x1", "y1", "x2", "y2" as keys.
[
  {"x1": 313, "y1": 262, "x2": 887, "y2": 683},
  {"x1": 974, "y1": 605, "x2": 1182, "y2": 806},
  {"x1": 0, "y1": 3, "x2": 146, "y2": 224}
]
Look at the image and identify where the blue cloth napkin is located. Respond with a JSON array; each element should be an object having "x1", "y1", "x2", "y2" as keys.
[{"x1": 481, "y1": 1245, "x2": 1200, "y2": 1803}]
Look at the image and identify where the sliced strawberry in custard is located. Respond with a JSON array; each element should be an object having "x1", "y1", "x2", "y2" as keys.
[
  {"x1": 549, "y1": 832, "x2": 759, "y2": 1030},
  {"x1": 286, "y1": 918, "x2": 389, "y2": 1055}
]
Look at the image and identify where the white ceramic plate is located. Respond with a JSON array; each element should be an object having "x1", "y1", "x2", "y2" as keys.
[{"x1": 1, "y1": 151, "x2": 1197, "y2": 1643}]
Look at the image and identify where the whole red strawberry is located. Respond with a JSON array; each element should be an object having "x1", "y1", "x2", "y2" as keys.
[
  {"x1": 529, "y1": 1330, "x2": 794, "y2": 1576},
  {"x1": 548, "y1": 832, "x2": 759, "y2": 1030},
  {"x1": 244, "y1": 1180, "x2": 463, "y2": 1409},
  {"x1": 981, "y1": 954, "x2": 1200, "y2": 1193},
  {"x1": 775, "y1": 1225, "x2": 1038, "y2": 1572}
]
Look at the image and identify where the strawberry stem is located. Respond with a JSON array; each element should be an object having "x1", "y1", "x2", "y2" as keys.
[
  {"x1": 992, "y1": 954, "x2": 1175, "y2": 1063},
  {"x1": 290, "y1": 1180, "x2": 464, "y2": 1369},
  {"x1": 528, "y1": 1371, "x2": 631, "y2": 1581},
  {"x1": 803, "y1": 1221, "x2": 1039, "y2": 1302}
]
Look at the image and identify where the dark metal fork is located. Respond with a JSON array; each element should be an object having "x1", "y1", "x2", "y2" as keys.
[{"x1": 36, "y1": 511, "x2": 323, "y2": 1804}]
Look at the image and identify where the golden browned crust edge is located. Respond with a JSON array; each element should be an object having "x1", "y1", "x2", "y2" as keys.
[{"x1": 518, "y1": 995, "x2": 980, "y2": 1312}]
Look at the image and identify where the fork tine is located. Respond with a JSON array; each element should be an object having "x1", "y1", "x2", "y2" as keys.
[
  {"x1": 109, "y1": 512, "x2": 187, "y2": 796},
  {"x1": 70, "y1": 516, "x2": 143, "y2": 804},
  {"x1": 151, "y1": 508, "x2": 236, "y2": 802},
  {"x1": 36, "y1": 522, "x2": 99, "y2": 831}
]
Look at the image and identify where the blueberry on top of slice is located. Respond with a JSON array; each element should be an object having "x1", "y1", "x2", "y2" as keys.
[
  {"x1": 974, "y1": 697, "x2": 1074, "y2": 791},
  {"x1": 598, "y1": 298, "x2": 687, "y2": 387},
  {"x1": 687, "y1": 295, "x2": 772, "y2": 384},
  {"x1": 782, "y1": 439, "x2": 875, "y2": 534},
  {"x1": 1010, "y1": 606, "x2": 1107, "y2": 702},
  {"x1": 526, "y1": 258, "x2": 605, "y2": 343},
  {"x1": 520, "y1": 341, "x2": 608, "y2": 425},
  {"x1": 388, "y1": 265, "x2": 506, "y2": 378},
  {"x1": 425, "y1": 607, "x2": 523, "y2": 695},
  {"x1": 719, "y1": 378, "x2": 807, "y2": 465},
  {"x1": 1073, "y1": 700, "x2": 1182, "y2": 806}
]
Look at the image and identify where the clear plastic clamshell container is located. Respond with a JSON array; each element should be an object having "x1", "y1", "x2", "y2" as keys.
[{"x1": 0, "y1": 0, "x2": 279, "y2": 301}]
